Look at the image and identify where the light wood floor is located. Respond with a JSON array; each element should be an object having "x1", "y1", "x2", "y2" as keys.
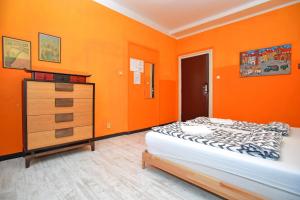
[{"x1": 0, "y1": 132, "x2": 220, "y2": 200}]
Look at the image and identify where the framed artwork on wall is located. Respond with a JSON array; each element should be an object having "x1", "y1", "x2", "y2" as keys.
[
  {"x1": 38, "y1": 32, "x2": 61, "y2": 63},
  {"x1": 240, "y1": 44, "x2": 291, "y2": 77},
  {"x1": 2, "y1": 36, "x2": 31, "y2": 70}
]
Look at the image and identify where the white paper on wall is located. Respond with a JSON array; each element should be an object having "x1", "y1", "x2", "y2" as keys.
[
  {"x1": 130, "y1": 58, "x2": 144, "y2": 73},
  {"x1": 133, "y1": 71, "x2": 141, "y2": 84},
  {"x1": 137, "y1": 60, "x2": 144, "y2": 73},
  {"x1": 130, "y1": 58, "x2": 138, "y2": 71}
]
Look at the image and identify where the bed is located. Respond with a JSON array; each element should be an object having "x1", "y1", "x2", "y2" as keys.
[{"x1": 142, "y1": 119, "x2": 300, "y2": 200}]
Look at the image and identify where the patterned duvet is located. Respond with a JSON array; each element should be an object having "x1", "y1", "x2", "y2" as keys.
[{"x1": 152, "y1": 117, "x2": 289, "y2": 160}]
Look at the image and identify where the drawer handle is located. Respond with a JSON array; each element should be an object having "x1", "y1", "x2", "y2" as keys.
[
  {"x1": 55, "y1": 83, "x2": 74, "y2": 92},
  {"x1": 55, "y1": 128, "x2": 74, "y2": 138},
  {"x1": 55, "y1": 113, "x2": 74, "y2": 123},
  {"x1": 55, "y1": 98, "x2": 73, "y2": 107}
]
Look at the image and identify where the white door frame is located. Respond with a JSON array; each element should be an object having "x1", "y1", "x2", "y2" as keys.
[{"x1": 178, "y1": 49, "x2": 213, "y2": 121}]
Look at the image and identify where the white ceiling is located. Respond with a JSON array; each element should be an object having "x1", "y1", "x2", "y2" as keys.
[{"x1": 93, "y1": 0, "x2": 299, "y2": 39}]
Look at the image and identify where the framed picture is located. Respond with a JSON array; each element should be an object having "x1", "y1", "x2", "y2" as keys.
[
  {"x1": 240, "y1": 44, "x2": 291, "y2": 77},
  {"x1": 2, "y1": 36, "x2": 31, "y2": 70},
  {"x1": 38, "y1": 33, "x2": 61, "y2": 63}
]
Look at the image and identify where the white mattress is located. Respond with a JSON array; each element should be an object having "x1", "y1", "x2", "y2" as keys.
[{"x1": 146, "y1": 128, "x2": 300, "y2": 200}]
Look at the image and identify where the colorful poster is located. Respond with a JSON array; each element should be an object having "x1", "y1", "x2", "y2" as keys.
[
  {"x1": 2, "y1": 36, "x2": 31, "y2": 70},
  {"x1": 240, "y1": 44, "x2": 291, "y2": 77},
  {"x1": 39, "y1": 33, "x2": 61, "y2": 63}
]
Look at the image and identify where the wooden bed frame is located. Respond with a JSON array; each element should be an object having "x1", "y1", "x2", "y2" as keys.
[{"x1": 142, "y1": 150, "x2": 265, "y2": 200}]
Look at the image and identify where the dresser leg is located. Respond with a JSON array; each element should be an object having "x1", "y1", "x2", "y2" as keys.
[
  {"x1": 25, "y1": 157, "x2": 31, "y2": 168},
  {"x1": 90, "y1": 141, "x2": 95, "y2": 151}
]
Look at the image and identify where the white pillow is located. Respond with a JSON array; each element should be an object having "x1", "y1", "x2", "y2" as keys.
[
  {"x1": 181, "y1": 125, "x2": 212, "y2": 137},
  {"x1": 210, "y1": 118, "x2": 234, "y2": 125}
]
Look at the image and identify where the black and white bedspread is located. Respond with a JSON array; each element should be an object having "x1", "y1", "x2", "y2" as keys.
[
  {"x1": 187, "y1": 117, "x2": 290, "y2": 136},
  {"x1": 152, "y1": 117, "x2": 286, "y2": 160}
]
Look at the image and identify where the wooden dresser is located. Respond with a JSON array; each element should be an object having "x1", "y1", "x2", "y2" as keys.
[{"x1": 23, "y1": 71, "x2": 95, "y2": 168}]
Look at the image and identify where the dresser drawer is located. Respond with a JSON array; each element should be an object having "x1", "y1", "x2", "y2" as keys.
[
  {"x1": 27, "y1": 112, "x2": 92, "y2": 133},
  {"x1": 26, "y1": 81, "x2": 93, "y2": 99},
  {"x1": 27, "y1": 98, "x2": 92, "y2": 115},
  {"x1": 27, "y1": 126, "x2": 93, "y2": 150}
]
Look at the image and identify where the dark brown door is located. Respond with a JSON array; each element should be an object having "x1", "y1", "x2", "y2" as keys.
[{"x1": 181, "y1": 54, "x2": 209, "y2": 121}]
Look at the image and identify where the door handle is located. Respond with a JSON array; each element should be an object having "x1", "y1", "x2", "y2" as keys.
[{"x1": 203, "y1": 83, "x2": 208, "y2": 95}]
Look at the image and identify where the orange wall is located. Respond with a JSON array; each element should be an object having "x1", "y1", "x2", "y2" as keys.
[
  {"x1": 128, "y1": 43, "x2": 160, "y2": 131},
  {"x1": 1, "y1": 1, "x2": 299, "y2": 157},
  {"x1": 177, "y1": 3, "x2": 300, "y2": 126},
  {"x1": 0, "y1": 0, "x2": 177, "y2": 156}
]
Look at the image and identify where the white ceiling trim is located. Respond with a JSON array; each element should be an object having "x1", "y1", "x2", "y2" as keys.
[
  {"x1": 175, "y1": 0, "x2": 300, "y2": 39},
  {"x1": 93, "y1": 0, "x2": 171, "y2": 36},
  {"x1": 93, "y1": 0, "x2": 299, "y2": 40},
  {"x1": 169, "y1": 0, "x2": 271, "y2": 35}
]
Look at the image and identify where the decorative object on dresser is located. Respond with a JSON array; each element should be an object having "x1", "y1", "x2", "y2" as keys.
[{"x1": 23, "y1": 68, "x2": 95, "y2": 168}]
